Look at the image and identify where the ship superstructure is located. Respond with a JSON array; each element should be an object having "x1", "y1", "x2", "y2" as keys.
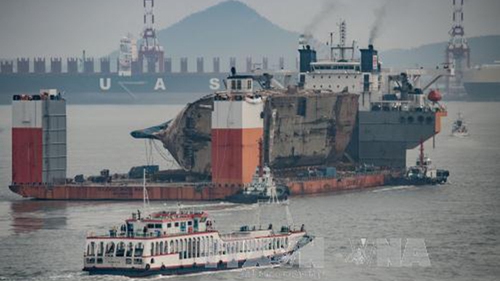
[
  {"x1": 83, "y1": 209, "x2": 313, "y2": 277},
  {"x1": 300, "y1": 20, "x2": 382, "y2": 111},
  {"x1": 11, "y1": 90, "x2": 67, "y2": 185},
  {"x1": 211, "y1": 72, "x2": 264, "y2": 186}
]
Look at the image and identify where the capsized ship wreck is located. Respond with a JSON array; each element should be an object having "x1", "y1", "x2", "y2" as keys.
[{"x1": 9, "y1": 30, "x2": 448, "y2": 201}]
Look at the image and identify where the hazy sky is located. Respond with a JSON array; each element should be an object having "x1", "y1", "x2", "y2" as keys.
[{"x1": 0, "y1": 0, "x2": 499, "y2": 58}]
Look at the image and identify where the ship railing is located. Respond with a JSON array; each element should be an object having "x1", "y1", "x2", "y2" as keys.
[
  {"x1": 91, "y1": 229, "x2": 217, "y2": 239},
  {"x1": 89, "y1": 230, "x2": 164, "y2": 239},
  {"x1": 370, "y1": 101, "x2": 443, "y2": 113}
]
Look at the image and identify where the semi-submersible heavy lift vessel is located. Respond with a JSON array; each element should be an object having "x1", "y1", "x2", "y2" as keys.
[{"x1": 9, "y1": 30, "x2": 450, "y2": 200}]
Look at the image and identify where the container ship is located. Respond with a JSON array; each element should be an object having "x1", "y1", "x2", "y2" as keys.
[
  {"x1": 462, "y1": 62, "x2": 500, "y2": 101},
  {"x1": 8, "y1": 24, "x2": 448, "y2": 201},
  {"x1": 0, "y1": 0, "x2": 280, "y2": 105}
]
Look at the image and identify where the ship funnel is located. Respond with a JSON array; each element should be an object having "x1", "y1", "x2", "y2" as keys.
[
  {"x1": 360, "y1": 44, "x2": 379, "y2": 73},
  {"x1": 298, "y1": 45, "x2": 316, "y2": 73}
]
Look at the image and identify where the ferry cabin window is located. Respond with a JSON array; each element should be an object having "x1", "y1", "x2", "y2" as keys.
[
  {"x1": 167, "y1": 223, "x2": 172, "y2": 228},
  {"x1": 126, "y1": 242, "x2": 134, "y2": 257},
  {"x1": 188, "y1": 221, "x2": 192, "y2": 226},
  {"x1": 87, "y1": 242, "x2": 96, "y2": 256},
  {"x1": 97, "y1": 242, "x2": 104, "y2": 256},
  {"x1": 231, "y1": 80, "x2": 236, "y2": 90},
  {"x1": 237, "y1": 79, "x2": 242, "y2": 90},
  {"x1": 154, "y1": 224, "x2": 162, "y2": 229},
  {"x1": 116, "y1": 242, "x2": 126, "y2": 257},
  {"x1": 247, "y1": 79, "x2": 252, "y2": 90},
  {"x1": 147, "y1": 224, "x2": 155, "y2": 228},
  {"x1": 134, "y1": 243, "x2": 144, "y2": 257},
  {"x1": 105, "y1": 242, "x2": 115, "y2": 256},
  {"x1": 174, "y1": 222, "x2": 179, "y2": 227}
]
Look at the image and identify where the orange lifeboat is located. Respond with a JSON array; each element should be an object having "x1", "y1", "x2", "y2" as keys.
[{"x1": 428, "y1": 89, "x2": 442, "y2": 102}]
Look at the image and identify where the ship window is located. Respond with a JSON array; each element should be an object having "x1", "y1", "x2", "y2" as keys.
[
  {"x1": 188, "y1": 221, "x2": 192, "y2": 226},
  {"x1": 237, "y1": 80, "x2": 242, "y2": 90},
  {"x1": 90, "y1": 242, "x2": 96, "y2": 256},
  {"x1": 126, "y1": 243, "x2": 133, "y2": 257},
  {"x1": 231, "y1": 80, "x2": 236, "y2": 90},
  {"x1": 167, "y1": 223, "x2": 172, "y2": 228},
  {"x1": 147, "y1": 224, "x2": 155, "y2": 228},
  {"x1": 155, "y1": 224, "x2": 162, "y2": 229},
  {"x1": 105, "y1": 242, "x2": 115, "y2": 256},
  {"x1": 134, "y1": 243, "x2": 143, "y2": 257},
  {"x1": 175, "y1": 222, "x2": 179, "y2": 227},
  {"x1": 97, "y1": 242, "x2": 104, "y2": 257},
  {"x1": 247, "y1": 79, "x2": 252, "y2": 89},
  {"x1": 116, "y1": 242, "x2": 126, "y2": 257}
]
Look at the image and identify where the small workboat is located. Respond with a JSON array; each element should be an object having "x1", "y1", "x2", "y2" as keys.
[{"x1": 452, "y1": 113, "x2": 469, "y2": 137}]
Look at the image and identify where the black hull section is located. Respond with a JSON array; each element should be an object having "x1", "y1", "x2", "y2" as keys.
[
  {"x1": 83, "y1": 256, "x2": 284, "y2": 277},
  {"x1": 0, "y1": 73, "x2": 227, "y2": 105},
  {"x1": 388, "y1": 177, "x2": 448, "y2": 186},
  {"x1": 463, "y1": 82, "x2": 500, "y2": 101},
  {"x1": 225, "y1": 194, "x2": 289, "y2": 204}
]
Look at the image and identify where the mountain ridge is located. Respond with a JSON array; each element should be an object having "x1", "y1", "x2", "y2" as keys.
[{"x1": 109, "y1": 1, "x2": 499, "y2": 71}]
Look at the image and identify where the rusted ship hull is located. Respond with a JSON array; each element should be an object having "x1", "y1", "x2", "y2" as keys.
[
  {"x1": 154, "y1": 90, "x2": 359, "y2": 176},
  {"x1": 9, "y1": 172, "x2": 389, "y2": 200}
]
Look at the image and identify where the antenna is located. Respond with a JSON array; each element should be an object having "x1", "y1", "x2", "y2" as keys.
[
  {"x1": 142, "y1": 168, "x2": 150, "y2": 212},
  {"x1": 419, "y1": 139, "x2": 424, "y2": 168},
  {"x1": 330, "y1": 20, "x2": 354, "y2": 62},
  {"x1": 329, "y1": 32, "x2": 334, "y2": 60}
]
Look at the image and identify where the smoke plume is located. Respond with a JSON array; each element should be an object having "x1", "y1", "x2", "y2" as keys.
[
  {"x1": 368, "y1": 0, "x2": 392, "y2": 46},
  {"x1": 304, "y1": 0, "x2": 338, "y2": 36}
]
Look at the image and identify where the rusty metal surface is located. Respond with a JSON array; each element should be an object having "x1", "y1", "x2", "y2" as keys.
[
  {"x1": 157, "y1": 89, "x2": 359, "y2": 176},
  {"x1": 9, "y1": 172, "x2": 388, "y2": 200}
]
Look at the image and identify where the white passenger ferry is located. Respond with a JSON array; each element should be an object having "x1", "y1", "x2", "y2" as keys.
[{"x1": 83, "y1": 209, "x2": 313, "y2": 277}]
